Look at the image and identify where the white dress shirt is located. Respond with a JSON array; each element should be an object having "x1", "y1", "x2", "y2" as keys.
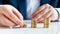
[{"x1": 26, "y1": 0, "x2": 40, "y2": 19}]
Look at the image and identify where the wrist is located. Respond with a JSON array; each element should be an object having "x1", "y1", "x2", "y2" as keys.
[{"x1": 50, "y1": 9, "x2": 59, "y2": 22}]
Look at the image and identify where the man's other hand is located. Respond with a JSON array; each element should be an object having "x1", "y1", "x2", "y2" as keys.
[{"x1": 31, "y1": 4, "x2": 58, "y2": 23}]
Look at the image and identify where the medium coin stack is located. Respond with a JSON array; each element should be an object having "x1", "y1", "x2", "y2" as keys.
[{"x1": 44, "y1": 18, "x2": 49, "y2": 28}]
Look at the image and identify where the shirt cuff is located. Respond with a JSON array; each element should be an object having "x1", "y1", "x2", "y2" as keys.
[{"x1": 54, "y1": 8, "x2": 60, "y2": 22}]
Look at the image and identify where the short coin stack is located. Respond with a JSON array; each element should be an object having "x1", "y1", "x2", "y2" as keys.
[{"x1": 31, "y1": 19, "x2": 37, "y2": 28}]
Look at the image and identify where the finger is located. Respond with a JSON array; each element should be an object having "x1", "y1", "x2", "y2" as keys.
[
  {"x1": 32, "y1": 7, "x2": 46, "y2": 19},
  {"x1": 0, "y1": 14, "x2": 16, "y2": 27},
  {"x1": 31, "y1": 4, "x2": 46, "y2": 18},
  {"x1": 37, "y1": 10, "x2": 53, "y2": 23},
  {"x1": 37, "y1": 14, "x2": 52, "y2": 23},
  {"x1": 11, "y1": 6, "x2": 23, "y2": 21},
  {"x1": 34, "y1": 6, "x2": 49, "y2": 20},
  {"x1": 0, "y1": 18, "x2": 8, "y2": 27},
  {"x1": 0, "y1": 14, "x2": 8, "y2": 26},
  {"x1": 37, "y1": 6, "x2": 53, "y2": 22},
  {"x1": 1, "y1": 7, "x2": 24, "y2": 27}
]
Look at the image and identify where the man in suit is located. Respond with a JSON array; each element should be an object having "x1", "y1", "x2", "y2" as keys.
[{"x1": 0, "y1": 0, "x2": 59, "y2": 27}]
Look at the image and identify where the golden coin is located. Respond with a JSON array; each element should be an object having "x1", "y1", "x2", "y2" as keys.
[
  {"x1": 44, "y1": 18, "x2": 49, "y2": 28},
  {"x1": 31, "y1": 19, "x2": 37, "y2": 28}
]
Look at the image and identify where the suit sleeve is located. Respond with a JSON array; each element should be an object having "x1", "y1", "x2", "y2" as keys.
[
  {"x1": 0, "y1": 0, "x2": 3, "y2": 5},
  {"x1": 55, "y1": 8, "x2": 60, "y2": 21},
  {"x1": 50, "y1": 0, "x2": 58, "y2": 8}
]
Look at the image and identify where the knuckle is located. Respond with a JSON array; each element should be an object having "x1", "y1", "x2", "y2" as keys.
[
  {"x1": 3, "y1": 5, "x2": 12, "y2": 8},
  {"x1": 46, "y1": 4, "x2": 49, "y2": 6},
  {"x1": 0, "y1": 5, "x2": 12, "y2": 8},
  {"x1": 45, "y1": 4, "x2": 50, "y2": 7},
  {"x1": 4, "y1": 5, "x2": 11, "y2": 6}
]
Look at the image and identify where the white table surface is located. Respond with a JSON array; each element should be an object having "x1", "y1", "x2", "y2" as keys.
[{"x1": 0, "y1": 20, "x2": 60, "y2": 34}]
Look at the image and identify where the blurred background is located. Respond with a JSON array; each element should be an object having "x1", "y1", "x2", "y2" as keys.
[{"x1": 57, "y1": 0, "x2": 60, "y2": 7}]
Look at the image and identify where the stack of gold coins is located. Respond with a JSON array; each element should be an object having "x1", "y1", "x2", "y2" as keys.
[
  {"x1": 44, "y1": 18, "x2": 49, "y2": 28},
  {"x1": 31, "y1": 19, "x2": 37, "y2": 28},
  {"x1": 20, "y1": 24, "x2": 27, "y2": 28}
]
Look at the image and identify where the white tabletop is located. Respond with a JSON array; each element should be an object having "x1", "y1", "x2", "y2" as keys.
[{"x1": 0, "y1": 20, "x2": 60, "y2": 34}]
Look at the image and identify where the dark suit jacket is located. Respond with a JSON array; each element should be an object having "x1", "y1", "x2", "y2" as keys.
[{"x1": 0, "y1": 0, "x2": 58, "y2": 19}]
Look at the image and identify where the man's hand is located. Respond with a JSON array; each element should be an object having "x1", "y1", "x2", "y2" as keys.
[
  {"x1": 31, "y1": 4, "x2": 58, "y2": 23},
  {"x1": 0, "y1": 5, "x2": 25, "y2": 27}
]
